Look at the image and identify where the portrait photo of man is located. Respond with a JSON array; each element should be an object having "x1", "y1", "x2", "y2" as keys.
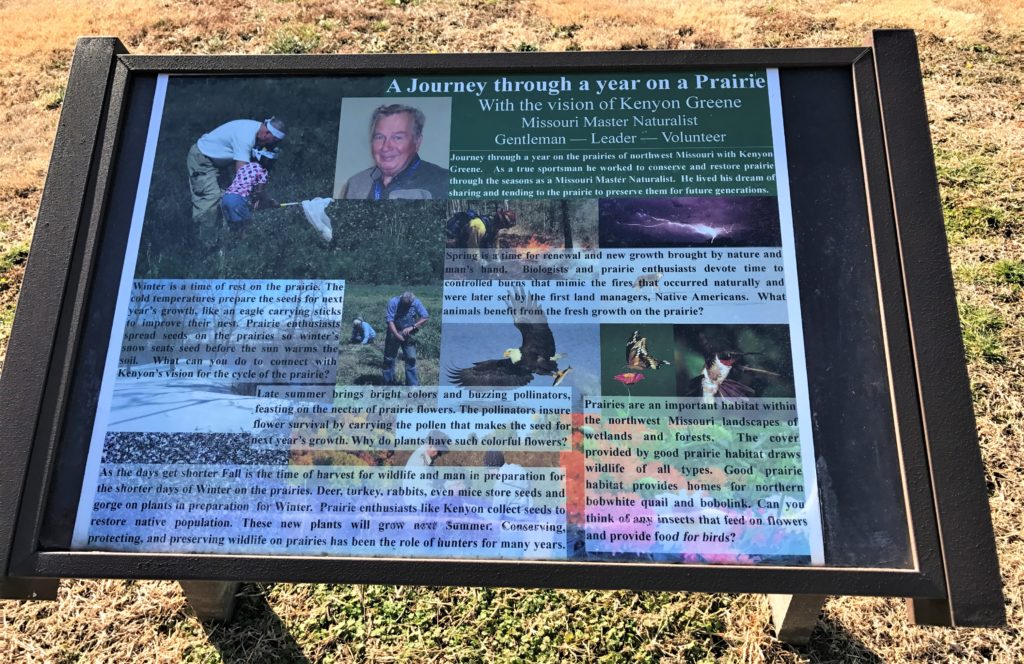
[{"x1": 334, "y1": 97, "x2": 451, "y2": 200}]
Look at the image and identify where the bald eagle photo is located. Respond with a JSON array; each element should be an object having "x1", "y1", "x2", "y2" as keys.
[{"x1": 447, "y1": 287, "x2": 571, "y2": 387}]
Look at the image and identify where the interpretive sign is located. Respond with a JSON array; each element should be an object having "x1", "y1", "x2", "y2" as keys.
[
  {"x1": 0, "y1": 32, "x2": 1004, "y2": 631},
  {"x1": 71, "y1": 68, "x2": 823, "y2": 565}
]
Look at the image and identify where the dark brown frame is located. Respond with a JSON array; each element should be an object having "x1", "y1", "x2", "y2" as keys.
[{"x1": 0, "y1": 30, "x2": 1003, "y2": 627}]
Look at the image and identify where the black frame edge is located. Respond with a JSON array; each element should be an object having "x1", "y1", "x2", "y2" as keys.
[
  {"x1": 870, "y1": 29, "x2": 1005, "y2": 627},
  {"x1": 849, "y1": 53, "x2": 946, "y2": 584},
  {"x1": 9, "y1": 57, "x2": 136, "y2": 579},
  {"x1": 27, "y1": 551, "x2": 944, "y2": 598},
  {"x1": 119, "y1": 47, "x2": 871, "y2": 73},
  {"x1": 0, "y1": 36, "x2": 128, "y2": 599}
]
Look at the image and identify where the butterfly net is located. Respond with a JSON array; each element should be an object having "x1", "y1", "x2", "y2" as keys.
[{"x1": 300, "y1": 197, "x2": 333, "y2": 242}]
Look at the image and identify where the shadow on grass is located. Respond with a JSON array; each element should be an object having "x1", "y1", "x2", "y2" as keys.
[
  {"x1": 796, "y1": 614, "x2": 885, "y2": 664},
  {"x1": 353, "y1": 373, "x2": 385, "y2": 385},
  {"x1": 200, "y1": 584, "x2": 310, "y2": 664}
]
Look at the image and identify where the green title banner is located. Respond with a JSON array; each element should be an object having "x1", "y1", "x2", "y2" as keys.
[{"x1": 382, "y1": 72, "x2": 776, "y2": 199}]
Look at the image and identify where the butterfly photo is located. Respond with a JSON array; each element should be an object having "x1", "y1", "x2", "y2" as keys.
[{"x1": 600, "y1": 325, "x2": 677, "y2": 397}]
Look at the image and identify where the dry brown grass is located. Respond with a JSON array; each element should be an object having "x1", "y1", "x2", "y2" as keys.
[
  {"x1": 1, "y1": 0, "x2": 1022, "y2": 661},
  {"x1": 534, "y1": 0, "x2": 1024, "y2": 49}
]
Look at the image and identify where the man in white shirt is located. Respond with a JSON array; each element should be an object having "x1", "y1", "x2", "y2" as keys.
[
  {"x1": 483, "y1": 450, "x2": 534, "y2": 514},
  {"x1": 187, "y1": 117, "x2": 286, "y2": 222},
  {"x1": 402, "y1": 438, "x2": 448, "y2": 506}
]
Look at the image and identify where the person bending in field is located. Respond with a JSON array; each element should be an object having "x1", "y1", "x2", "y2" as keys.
[
  {"x1": 349, "y1": 317, "x2": 377, "y2": 345},
  {"x1": 220, "y1": 147, "x2": 280, "y2": 225},
  {"x1": 383, "y1": 292, "x2": 429, "y2": 386},
  {"x1": 188, "y1": 117, "x2": 286, "y2": 223}
]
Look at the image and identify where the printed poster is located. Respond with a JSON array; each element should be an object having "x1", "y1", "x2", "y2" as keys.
[{"x1": 72, "y1": 69, "x2": 824, "y2": 565}]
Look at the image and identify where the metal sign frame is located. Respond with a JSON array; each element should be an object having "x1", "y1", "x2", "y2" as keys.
[{"x1": 0, "y1": 30, "x2": 1003, "y2": 628}]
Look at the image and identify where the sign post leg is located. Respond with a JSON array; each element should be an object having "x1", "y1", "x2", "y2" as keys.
[
  {"x1": 179, "y1": 581, "x2": 240, "y2": 622},
  {"x1": 0, "y1": 577, "x2": 59, "y2": 600},
  {"x1": 907, "y1": 598, "x2": 953, "y2": 626},
  {"x1": 767, "y1": 594, "x2": 825, "y2": 645}
]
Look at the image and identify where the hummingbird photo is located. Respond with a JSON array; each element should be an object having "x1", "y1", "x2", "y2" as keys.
[
  {"x1": 679, "y1": 328, "x2": 793, "y2": 403},
  {"x1": 689, "y1": 350, "x2": 761, "y2": 404}
]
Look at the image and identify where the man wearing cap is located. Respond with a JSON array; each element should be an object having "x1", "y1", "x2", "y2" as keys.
[
  {"x1": 341, "y1": 104, "x2": 448, "y2": 200},
  {"x1": 349, "y1": 317, "x2": 376, "y2": 345},
  {"x1": 405, "y1": 439, "x2": 446, "y2": 469},
  {"x1": 188, "y1": 117, "x2": 286, "y2": 222},
  {"x1": 383, "y1": 291, "x2": 429, "y2": 386}
]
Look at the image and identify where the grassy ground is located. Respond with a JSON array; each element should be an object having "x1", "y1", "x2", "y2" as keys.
[{"x1": 1, "y1": 0, "x2": 1022, "y2": 661}]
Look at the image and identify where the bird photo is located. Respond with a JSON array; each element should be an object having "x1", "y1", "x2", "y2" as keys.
[
  {"x1": 689, "y1": 350, "x2": 760, "y2": 403},
  {"x1": 445, "y1": 286, "x2": 572, "y2": 387},
  {"x1": 676, "y1": 325, "x2": 795, "y2": 402}
]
